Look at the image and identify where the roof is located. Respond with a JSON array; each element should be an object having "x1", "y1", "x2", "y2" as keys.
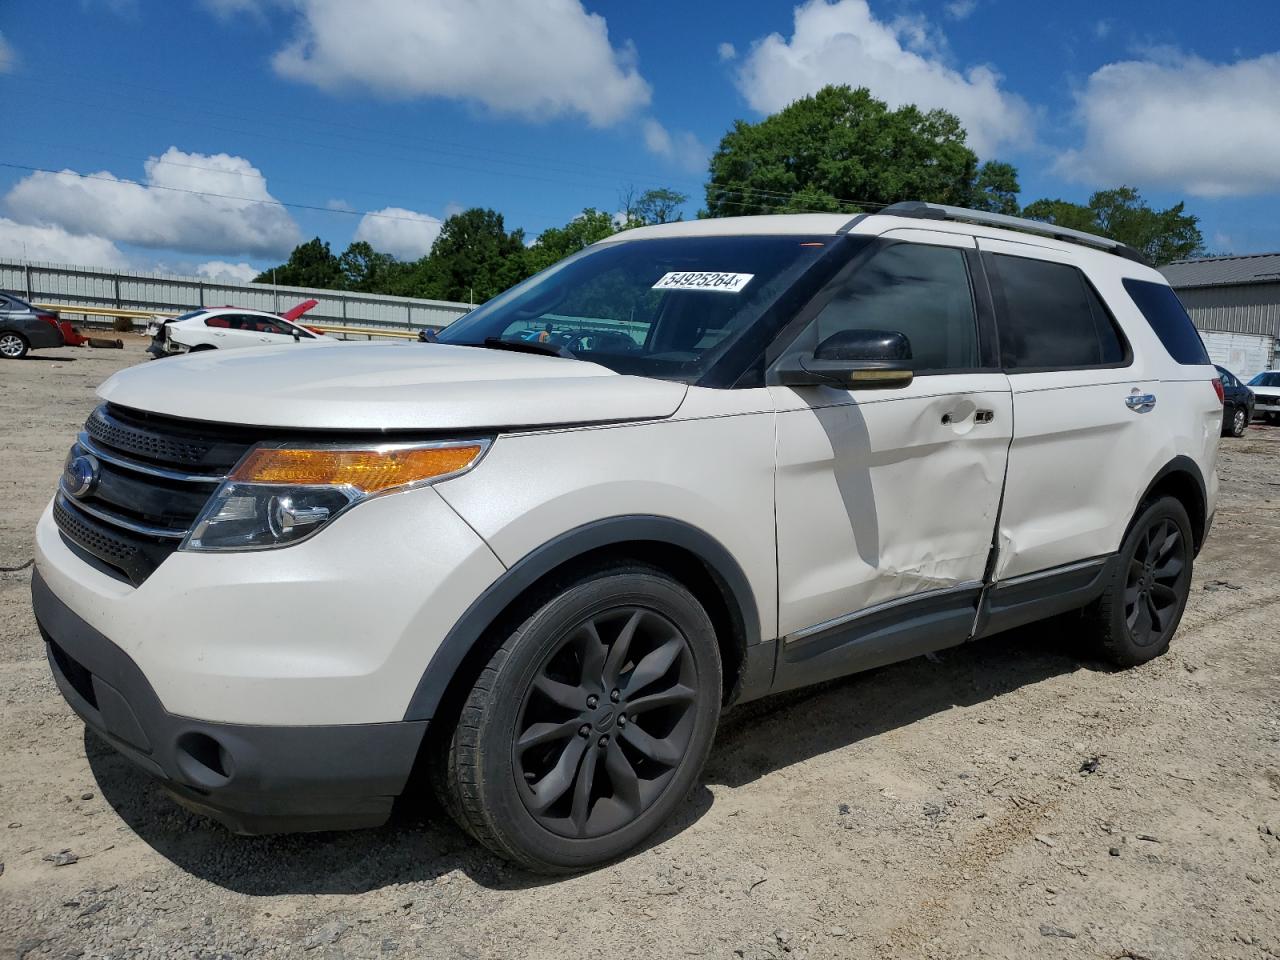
[
  {"x1": 1160, "y1": 253, "x2": 1280, "y2": 289},
  {"x1": 605, "y1": 211, "x2": 1166, "y2": 282}
]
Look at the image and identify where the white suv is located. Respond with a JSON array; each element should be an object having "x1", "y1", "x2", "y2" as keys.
[{"x1": 33, "y1": 203, "x2": 1221, "y2": 873}]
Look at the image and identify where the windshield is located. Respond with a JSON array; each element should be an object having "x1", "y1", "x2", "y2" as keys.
[
  {"x1": 436, "y1": 235, "x2": 837, "y2": 383},
  {"x1": 1248, "y1": 372, "x2": 1280, "y2": 387}
]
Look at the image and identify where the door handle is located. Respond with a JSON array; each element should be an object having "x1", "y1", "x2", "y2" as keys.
[
  {"x1": 942, "y1": 409, "x2": 995, "y2": 425},
  {"x1": 1126, "y1": 393, "x2": 1157, "y2": 411}
]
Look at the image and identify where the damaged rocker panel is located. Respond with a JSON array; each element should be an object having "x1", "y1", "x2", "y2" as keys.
[{"x1": 771, "y1": 556, "x2": 1116, "y2": 693}]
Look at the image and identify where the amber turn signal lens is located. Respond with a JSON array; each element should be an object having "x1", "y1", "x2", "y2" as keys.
[{"x1": 230, "y1": 444, "x2": 484, "y2": 492}]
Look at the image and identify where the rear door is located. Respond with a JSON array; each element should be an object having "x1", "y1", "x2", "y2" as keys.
[
  {"x1": 769, "y1": 231, "x2": 1012, "y2": 682},
  {"x1": 979, "y1": 238, "x2": 1159, "y2": 579}
]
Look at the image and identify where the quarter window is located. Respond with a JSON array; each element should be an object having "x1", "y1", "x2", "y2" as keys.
[
  {"x1": 992, "y1": 255, "x2": 1126, "y2": 370},
  {"x1": 1122, "y1": 278, "x2": 1210, "y2": 365},
  {"x1": 809, "y1": 243, "x2": 979, "y2": 371}
]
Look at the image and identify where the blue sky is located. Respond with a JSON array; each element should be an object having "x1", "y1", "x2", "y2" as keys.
[{"x1": 1, "y1": 0, "x2": 1278, "y2": 281}]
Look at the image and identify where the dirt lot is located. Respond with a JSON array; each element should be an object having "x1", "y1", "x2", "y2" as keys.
[{"x1": 1, "y1": 340, "x2": 1278, "y2": 960}]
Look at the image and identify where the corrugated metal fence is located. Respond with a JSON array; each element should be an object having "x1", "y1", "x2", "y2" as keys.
[
  {"x1": 0, "y1": 258, "x2": 472, "y2": 331},
  {"x1": 1176, "y1": 282, "x2": 1280, "y2": 339}
]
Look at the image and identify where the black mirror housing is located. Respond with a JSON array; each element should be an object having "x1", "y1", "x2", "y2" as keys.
[{"x1": 773, "y1": 329, "x2": 914, "y2": 389}]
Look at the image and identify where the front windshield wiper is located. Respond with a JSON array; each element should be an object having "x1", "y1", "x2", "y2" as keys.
[{"x1": 474, "y1": 336, "x2": 576, "y2": 360}]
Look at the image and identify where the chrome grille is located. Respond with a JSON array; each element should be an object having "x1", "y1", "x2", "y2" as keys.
[{"x1": 53, "y1": 404, "x2": 253, "y2": 585}]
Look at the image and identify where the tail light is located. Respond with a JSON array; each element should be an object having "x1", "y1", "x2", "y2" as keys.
[
  {"x1": 1212, "y1": 378, "x2": 1225, "y2": 405},
  {"x1": 36, "y1": 311, "x2": 60, "y2": 330}
]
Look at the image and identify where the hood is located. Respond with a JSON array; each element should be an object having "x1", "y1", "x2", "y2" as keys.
[{"x1": 98, "y1": 341, "x2": 688, "y2": 431}]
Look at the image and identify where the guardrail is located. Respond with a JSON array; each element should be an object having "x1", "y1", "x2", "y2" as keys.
[
  {"x1": 35, "y1": 303, "x2": 427, "y2": 340},
  {"x1": 3, "y1": 257, "x2": 471, "y2": 330}
]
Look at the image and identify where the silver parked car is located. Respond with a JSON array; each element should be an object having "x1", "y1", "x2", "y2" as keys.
[{"x1": 0, "y1": 292, "x2": 65, "y2": 359}]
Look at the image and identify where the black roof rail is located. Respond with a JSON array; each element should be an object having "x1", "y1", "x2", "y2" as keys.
[{"x1": 880, "y1": 201, "x2": 1151, "y2": 266}]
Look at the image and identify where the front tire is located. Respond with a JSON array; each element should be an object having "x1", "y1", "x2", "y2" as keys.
[
  {"x1": 1083, "y1": 496, "x2": 1193, "y2": 667},
  {"x1": 0, "y1": 332, "x2": 29, "y2": 359},
  {"x1": 433, "y1": 566, "x2": 721, "y2": 873}
]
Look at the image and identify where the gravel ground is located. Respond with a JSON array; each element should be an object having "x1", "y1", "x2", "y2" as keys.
[{"x1": 2, "y1": 340, "x2": 1278, "y2": 959}]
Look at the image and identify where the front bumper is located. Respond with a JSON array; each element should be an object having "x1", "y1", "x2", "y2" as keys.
[{"x1": 34, "y1": 569, "x2": 426, "y2": 834}]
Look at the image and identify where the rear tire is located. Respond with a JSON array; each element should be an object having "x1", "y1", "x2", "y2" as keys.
[
  {"x1": 0, "y1": 332, "x2": 29, "y2": 359},
  {"x1": 1082, "y1": 496, "x2": 1193, "y2": 667},
  {"x1": 1228, "y1": 406, "x2": 1248, "y2": 437},
  {"x1": 432, "y1": 565, "x2": 721, "y2": 873}
]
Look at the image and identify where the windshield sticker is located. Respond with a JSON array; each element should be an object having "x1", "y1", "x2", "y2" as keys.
[{"x1": 652, "y1": 271, "x2": 754, "y2": 293}]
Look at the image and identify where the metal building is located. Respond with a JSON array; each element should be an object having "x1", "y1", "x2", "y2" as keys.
[{"x1": 1161, "y1": 254, "x2": 1280, "y2": 378}]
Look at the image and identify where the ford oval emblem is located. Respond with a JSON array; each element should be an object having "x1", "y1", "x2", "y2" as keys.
[{"x1": 64, "y1": 453, "x2": 100, "y2": 499}]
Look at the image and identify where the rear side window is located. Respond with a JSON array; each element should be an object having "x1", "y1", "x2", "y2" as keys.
[
  {"x1": 991, "y1": 255, "x2": 1127, "y2": 370},
  {"x1": 1122, "y1": 278, "x2": 1210, "y2": 365}
]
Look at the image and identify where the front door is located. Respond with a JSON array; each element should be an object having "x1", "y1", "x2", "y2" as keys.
[{"x1": 769, "y1": 230, "x2": 1012, "y2": 688}]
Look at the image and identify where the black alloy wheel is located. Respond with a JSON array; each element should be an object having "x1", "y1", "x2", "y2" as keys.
[
  {"x1": 1084, "y1": 496, "x2": 1194, "y2": 667},
  {"x1": 1123, "y1": 517, "x2": 1186, "y2": 647},
  {"x1": 513, "y1": 607, "x2": 699, "y2": 838},
  {"x1": 433, "y1": 566, "x2": 720, "y2": 873}
]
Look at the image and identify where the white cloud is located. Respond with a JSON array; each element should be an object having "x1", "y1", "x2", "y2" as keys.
[
  {"x1": 4, "y1": 147, "x2": 301, "y2": 257},
  {"x1": 325, "y1": 198, "x2": 354, "y2": 212},
  {"x1": 0, "y1": 31, "x2": 16, "y2": 72},
  {"x1": 733, "y1": 0, "x2": 1033, "y2": 156},
  {"x1": 199, "y1": 0, "x2": 269, "y2": 18},
  {"x1": 269, "y1": 0, "x2": 650, "y2": 127},
  {"x1": 944, "y1": 0, "x2": 976, "y2": 20},
  {"x1": 641, "y1": 119, "x2": 710, "y2": 173},
  {"x1": 353, "y1": 207, "x2": 443, "y2": 260},
  {"x1": 196, "y1": 260, "x2": 259, "y2": 284},
  {"x1": 1057, "y1": 52, "x2": 1280, "y2": 198},
  {"x1": 718, "y1": 42, "x2": 737, "y2": 62},
  {"x1": 0, "y1": 217, "x2": 128, "y2": 267}
]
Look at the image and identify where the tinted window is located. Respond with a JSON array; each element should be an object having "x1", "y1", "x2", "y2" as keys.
[
  {"x1": 993, "y1": 255, "x2": 1125, "y2": 369},
  {"x1": 1122, "y1": 278, "x2": 1210, "y2": 365},
  {"x1": 810, "y1": 243, "x2": 978, "y2": 370},
  {"x1": 1249, "y1": 372, "x2": 1280, "y2": 387},
  {"x1": 438, "y1": 235, "x2": 836, "y2": 383}
]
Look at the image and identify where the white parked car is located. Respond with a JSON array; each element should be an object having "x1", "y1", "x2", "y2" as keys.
[
  {"x1": 34, "y1": 202, "x2": 1221, "y2": 873},
  {"x1": 1246, "y1": 370, "x2": 1280, "y2": 422},
  {"x1": 147, "y1": 304, "x2": 332, "y2": 357}
]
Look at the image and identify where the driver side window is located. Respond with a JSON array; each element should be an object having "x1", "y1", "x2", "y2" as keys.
[{"x1": 811, "y1": 242, "x2": 979, "y2": 372}]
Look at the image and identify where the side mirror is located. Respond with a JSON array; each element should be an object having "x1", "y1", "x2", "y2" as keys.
[
  {"x1": 293, "y1": 330, "x2": 301, "y2": 342},
  {"x1": 774, "y1": 329, "x2": 914, "y2": 389}
]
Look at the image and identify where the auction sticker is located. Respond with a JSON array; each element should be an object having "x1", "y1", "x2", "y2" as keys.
[{"x1": 652, "y1": 271, "x2": 754, "y2": 293}]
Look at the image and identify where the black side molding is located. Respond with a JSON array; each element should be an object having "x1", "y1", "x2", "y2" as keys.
[
  {"x1": 402, "y1": 516, "x2": 762, "y2": 721},
  {"x1": 771, "y1": 585, "x2": 982, "y2": 695},
  {"x1": 973, "y1": 556, "x2": 1116, "y2": 640}
]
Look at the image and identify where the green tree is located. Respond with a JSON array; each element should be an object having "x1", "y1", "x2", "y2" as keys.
[
  {"x1": 253, "y1": 237, "x2": 342, "y2": 289},
  {"x1": 1022, "y1": 187, "x2": 1204, "y2": 264},
  {"x1": 970, "y1": 161, "x2": 1021, "y2": 216},
  {"x1": 703, "y1": 84, "x2": 985, "y2": 217},
  {"x1": 411, "y1": 207, "x2": 529, "y2": 303},
  {"x1": 633, "y1": 188, "x2": 688, "y2": 224},
  {"x1": 525, "y1": 208, "x2": 624, "y2": 274},
  {"x1": 337, "y1": 241, "x2": 403, "y2": 292}
]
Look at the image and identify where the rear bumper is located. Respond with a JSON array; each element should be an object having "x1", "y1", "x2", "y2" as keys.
[
  {"x1": 33, "y1": 570, "x2": 427, "y2": 834},
  {"x1": 22, "y1": 322, "x2": 65, "y2": 349}
]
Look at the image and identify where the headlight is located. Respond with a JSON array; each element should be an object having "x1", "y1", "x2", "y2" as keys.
[{"x1": 181, "y1": 440, "x2": 489, "y2": 552}]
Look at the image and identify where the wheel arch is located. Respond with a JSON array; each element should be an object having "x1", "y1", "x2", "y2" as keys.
[
  {"x1": 1135, "y1": 456, "x2": 1208, "y2": 554},
  {"x1": 403, "y1": 516, "x2": 762, "y2": 725}
]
